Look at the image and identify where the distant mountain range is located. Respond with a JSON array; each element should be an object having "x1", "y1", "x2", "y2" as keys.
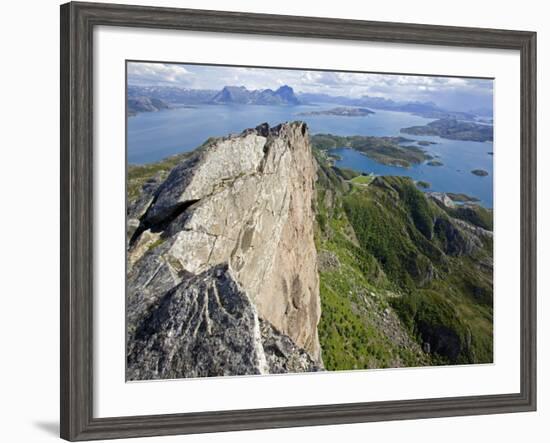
[
  {"x1": 127, "y1": 84, "x2": 492, "y2": 120},
  {"x1": 211, "y1": 85, "x2": 300, "y2": 105},
  {"x1": 128, "y1": 84, "x2": 301, "y2": 107},
  {"x1": 128, "y1": 85, "x2": 217, "y2": 104},
  {"x1": 297, "y1": 92, "x2": 484, "y2": 120}
]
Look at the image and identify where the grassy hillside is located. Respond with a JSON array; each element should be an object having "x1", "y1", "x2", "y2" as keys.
[{"x1": 314, "y1": 150, "x2": 493, "y2": 369}]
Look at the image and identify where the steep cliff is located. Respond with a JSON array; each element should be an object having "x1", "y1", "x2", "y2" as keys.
[{"x1": 127, "y1": 122, "x2": 322, "y2": 380}]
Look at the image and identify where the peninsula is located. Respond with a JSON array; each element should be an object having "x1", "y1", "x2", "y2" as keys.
[
  {"x1": 311, "y1": 133, "x2": 431, "y2": 168},
  {"x1": 298, "y1": 107, "x2": 374, "y2": 117},
  {"x1": 401, "y1": 118, "x2": 493, "y2": 142}
]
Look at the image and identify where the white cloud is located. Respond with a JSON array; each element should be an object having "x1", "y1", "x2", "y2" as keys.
[{"x1": 127, "y1": 62, "x2": 191, "y2": 86}]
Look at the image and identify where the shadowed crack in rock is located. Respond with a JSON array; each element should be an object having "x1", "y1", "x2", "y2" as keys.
[{"x1": 129, "y1": 199, "x2": 200, "y2": 247}]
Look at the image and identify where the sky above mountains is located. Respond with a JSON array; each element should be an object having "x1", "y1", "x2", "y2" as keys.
[{"x1": 127, "y1": 62, "x2": 493, "y2": 112}]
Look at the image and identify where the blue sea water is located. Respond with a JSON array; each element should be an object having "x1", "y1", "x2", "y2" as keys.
[{"x1": 128, "y1": 105, "x2": 493, "y2": 207}]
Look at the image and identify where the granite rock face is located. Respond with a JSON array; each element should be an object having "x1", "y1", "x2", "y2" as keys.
[
  {"x1": 127, "y1": 122, "x2": 322, "y2": 380},
  {"x1": 434, "y1": 217, "x2": 481, "y2": 257},
  {"x1": 260, "y1": 319, "x2": 321, "y2": 374},
  {"x1": 127, "y1": 265, "x2": 265, "y2": 379}
]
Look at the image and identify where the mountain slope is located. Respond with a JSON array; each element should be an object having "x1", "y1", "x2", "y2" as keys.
[{"x1": 314, "y1": 152, "x2": 493, "y2": 368}]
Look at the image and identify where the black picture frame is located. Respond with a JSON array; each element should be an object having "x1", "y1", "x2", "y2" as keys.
[{"x1": 60, "y1": 2, "x2": 537, "y2": 441}]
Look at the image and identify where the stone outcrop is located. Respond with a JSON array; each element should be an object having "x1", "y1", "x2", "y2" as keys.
[
  {"x1": 127, "y1": 122, "x2": 322, "y2": 380},
  {"x1": 427, "y1": 192, "x2": 456, "y2": 209},
  {"x1": 434, "y1": 217, "x2": 481, "y2": 257}
]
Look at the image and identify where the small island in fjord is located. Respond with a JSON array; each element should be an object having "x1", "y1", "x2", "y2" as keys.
[
  {"x1": 298, "y1": 107, "x2": 375, "y2": 117},
  {"x1": 417, "y1": 140, "x2": 437, "y2": 146},
  {"x1": 471, "y1": 169, "x2": 489, "y2": 177},
  {"x1": 427, "y1": 160, "x2": 444, "y2": 167}
]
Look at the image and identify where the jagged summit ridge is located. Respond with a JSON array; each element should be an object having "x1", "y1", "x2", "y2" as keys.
[{"x1": 127, "y1": 122, "x2": 322, "y2": 379}]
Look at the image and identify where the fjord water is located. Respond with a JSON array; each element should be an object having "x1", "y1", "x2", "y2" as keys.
[
  {"x1": 127, "y1": 104, "x2": 430, "y2": 163},
  {"x1": 331, "y1": 140, "x2": 493, "y2": 207},
  {"x1": 128, "y1": 104, "x2": 493, "y2": 207}
]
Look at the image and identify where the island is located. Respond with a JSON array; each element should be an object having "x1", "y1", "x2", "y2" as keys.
[
  {"x1": 417, "y1": 140, "x2": 437, "y2": 146},
  {"x1": 401, "y1": 118, "x2": 493, "y2": 142},
  {"x1": 298, "y1": 107, "x2": 375, "y2": 117},
  {"x1": 310, "y1": 133, "x2": 432, "y2": 168},
  {"x1": 471, "y1": 169, "x2": 489, "y2": 177},
  {"x1": 427, "y1": 160, "x2": 444, "y2": 167}
]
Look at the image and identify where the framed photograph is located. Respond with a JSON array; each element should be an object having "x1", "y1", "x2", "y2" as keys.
[{"x1": 60, "y1": 1, "x2": 536, "y2": 440}]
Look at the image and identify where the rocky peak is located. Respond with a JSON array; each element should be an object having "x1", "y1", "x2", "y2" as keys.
[
  {"x1": 210, "y1": 85, "x2": 300, "y2": 105},
  {"x1": 212, "y1": 85, "x2": 248, "y2": 103},
  {"x1": 274, "y1": 85, "x2": 300, "y2": 104},
  {"x1": 127, "y1": 122, "x2": 322, "y2": 379}
]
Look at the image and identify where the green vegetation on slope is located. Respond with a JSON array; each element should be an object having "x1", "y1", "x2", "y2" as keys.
[
  {"x1": 314, "y1": 150, "x2": 493, "y2": 369},
  {"x1": 315, "y1": 155, "x2": 428, "y2": 369},
  {"x1": 441, "y1": 204, "x2": 493, "y2": 231},
  {"x1": 350, "y1": 174, "x2": 374, "y2": 186}
]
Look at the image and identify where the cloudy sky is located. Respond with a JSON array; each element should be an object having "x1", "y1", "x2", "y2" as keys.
[{"x1": 127, "y1": 62, "x2": 493, "y2": 112}]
